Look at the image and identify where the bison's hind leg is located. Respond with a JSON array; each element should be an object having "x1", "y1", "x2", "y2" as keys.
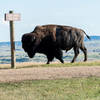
[
  {"x1": 80, "y1": 45, "x2": 87, "y2": 62},
  {"x1": 71, "y1": 47, "x2": 79, "y2": 63}
]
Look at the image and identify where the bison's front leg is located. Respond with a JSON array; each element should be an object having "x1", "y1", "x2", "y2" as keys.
[
  {"x1": 46, "y1": 55, "x2": 54, "y2": 64},
  {"x1": 55, "y1": 48, "x2": 64, "y2": 63}
]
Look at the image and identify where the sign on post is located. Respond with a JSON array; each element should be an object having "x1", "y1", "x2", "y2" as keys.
[
  {"x1": 5, "y1": 13, "x2": 21, "y2": 21},
  {"x1": 5, "y1": 11, "x2": 20, "y2": 68}
]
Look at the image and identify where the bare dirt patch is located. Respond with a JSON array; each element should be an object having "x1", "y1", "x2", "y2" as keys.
[{"x1": 0, "y1": 63, "x2": 100, "y2": 83}]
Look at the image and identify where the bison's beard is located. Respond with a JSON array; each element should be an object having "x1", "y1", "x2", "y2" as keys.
[
  {"x1": 26, "y1": 46, "x2": 38, "y2": 58},
  {"x1": 27, "y1": 52, "x2": 36, "y2": 58}
]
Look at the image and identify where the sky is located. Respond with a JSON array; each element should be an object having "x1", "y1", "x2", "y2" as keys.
[{"x1": 0, "y1": 0, "x2": 100, "y2": 42}]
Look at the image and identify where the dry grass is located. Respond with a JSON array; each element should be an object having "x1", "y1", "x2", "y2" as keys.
[{"x1": 0, "y1": 60, "x2": 100, "y2": 69}]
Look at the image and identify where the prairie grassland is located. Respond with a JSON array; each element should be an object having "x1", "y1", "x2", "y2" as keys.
[
  {"x1": 0, "y1": 77, "x2": 100, "y2": 100},
  {"x1": 0, "y1": 60, "x2": 100, "y2": 69}
]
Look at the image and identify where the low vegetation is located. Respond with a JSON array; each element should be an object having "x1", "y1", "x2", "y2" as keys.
[
  {"x1": 21, "y1": 61, "x2": 100, "y2": 68},
  {"x1": 41, "y1": 61, "x2": 100, "y2": 67},
  {"x1": 0, "y1": 60, "x2": 100, "y2": 69},
  {"x1": 0, "y1": 77, "x2": 100, "y2": 100}
]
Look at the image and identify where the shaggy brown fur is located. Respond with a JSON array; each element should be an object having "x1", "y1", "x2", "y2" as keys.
[{"x1": 22, "y1": 24, "x2": 90, "y2": 64}]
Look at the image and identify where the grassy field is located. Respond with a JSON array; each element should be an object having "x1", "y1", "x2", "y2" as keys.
[
  {"x1": 0, "y1": 77, "x2": 100, "y2": 100},
  {"x1": 41, "y1": 61, "x2": 100, "y2": 67},
  {"x1": 0, "y1": 60, "x2": 100, "y2": 69},
  {"x1": 0, "y1": 61, "x2": 100, "y2": 100}
]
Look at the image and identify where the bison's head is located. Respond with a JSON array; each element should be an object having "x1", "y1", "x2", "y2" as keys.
[{"x1": 21, "y1": 33, "x2": 40, "y2": 58}]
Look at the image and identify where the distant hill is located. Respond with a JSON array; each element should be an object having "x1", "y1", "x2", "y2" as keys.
[
  {"x1": 85, "y1": 36, "x2": 100, "y2": 41},
  {"x1": 0, "y1": 36, "x2": 100, "y2": 44},
  {"x1": 0, "y1": 41, "x2": 21, "y2": 46}
]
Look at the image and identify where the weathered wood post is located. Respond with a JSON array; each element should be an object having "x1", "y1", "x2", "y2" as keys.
[
  {"x1": 9, "y1": 11, "x2": 16, "y2": 68},
  {"x1": 5, "y1": 10, "x2": 20, "y2": 68}
]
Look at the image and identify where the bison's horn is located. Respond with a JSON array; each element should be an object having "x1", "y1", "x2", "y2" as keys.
[
  {"x1": 34, "y1": 36, "x2": 36, "y2": 40},
  {"x1": 32, "y1": 36, "x2": 36, "y2": 42}
]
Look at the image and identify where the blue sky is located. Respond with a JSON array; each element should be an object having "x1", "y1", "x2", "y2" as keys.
[{"x1": 0, "y1": 0, "x2": 100, "y2": 42}]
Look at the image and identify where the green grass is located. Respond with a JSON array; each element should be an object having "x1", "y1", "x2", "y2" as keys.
[
  {"x1": 17, "y1": 61, "x2": 100, "y2": 68},
  {"x1": 41, "y1": 61, "x2": 100, "y2": 67},
  {"x1": 0, "y1": 77, "x2": 100, "y2": 100},
  {"x1": 0, "y1": 61, "x2": 100, "y2": 69}
]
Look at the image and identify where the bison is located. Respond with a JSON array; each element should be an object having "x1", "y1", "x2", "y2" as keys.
[{"x1": 22, "y1": 24, "x2": 90, "y2": 64}]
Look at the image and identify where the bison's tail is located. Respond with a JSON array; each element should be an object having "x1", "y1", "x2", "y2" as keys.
[{"x1": 83, "y1": 30, "x2": 91, "y2": 40}]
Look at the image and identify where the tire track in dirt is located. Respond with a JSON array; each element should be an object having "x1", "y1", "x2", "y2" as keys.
[{"x1": 0, "y1": 66, "x2": 100, "y2": 82}]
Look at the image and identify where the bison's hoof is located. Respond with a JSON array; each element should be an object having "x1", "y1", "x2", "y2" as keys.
[{"x1": 71, "y1": 61, "x2": 74, "y2": 63}]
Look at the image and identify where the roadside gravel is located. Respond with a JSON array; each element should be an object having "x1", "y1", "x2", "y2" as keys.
[{"x1": 0, "y1": 65, "x2": 100, "y2": 82}]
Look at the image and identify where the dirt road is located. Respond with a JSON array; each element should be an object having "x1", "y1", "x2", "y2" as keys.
[{"x1": 0, "y1": 66, "x2": 100, "y2": 83}]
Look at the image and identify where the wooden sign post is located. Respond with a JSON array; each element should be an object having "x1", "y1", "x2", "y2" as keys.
[{"x1": 5, "y1": 11, "x2": 20, "y2": 68}]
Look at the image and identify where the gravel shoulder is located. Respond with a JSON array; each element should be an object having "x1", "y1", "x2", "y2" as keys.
[{"x1": 0, "y1": 64, "x2": 100, "y2": 83}]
